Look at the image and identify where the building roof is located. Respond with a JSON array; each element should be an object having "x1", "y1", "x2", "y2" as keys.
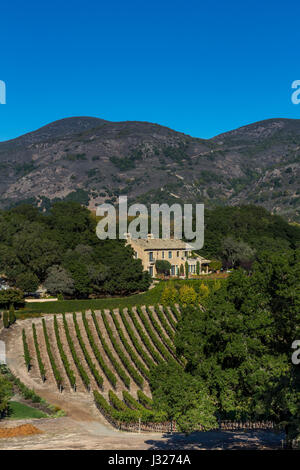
[
  {"x1": 187, "y1": 256, "x2": 211, "y2": 264},
  {"x1": 127, "y1": 236, "x2": 192, "y2": 250}
]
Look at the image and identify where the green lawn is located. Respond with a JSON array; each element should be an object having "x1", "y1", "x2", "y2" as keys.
[
  {"x1": 16, "y1": 278, "x2": 225, "y2": 316},
  {"x1": 8, "y1": 401, "x2": 48, "y2": 419},
  {"x1": 17, "y1": 282, "x2": 166, "y2": 315}
]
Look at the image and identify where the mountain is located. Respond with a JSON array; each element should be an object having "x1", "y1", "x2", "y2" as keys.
[{"x1": 0, "y1": 116, "x2": 300, "y2": 221}]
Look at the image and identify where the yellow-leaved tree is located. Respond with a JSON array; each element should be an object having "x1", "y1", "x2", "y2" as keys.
[{"x1": 179, "y1": 285, "x2": 197, "y2": 306}]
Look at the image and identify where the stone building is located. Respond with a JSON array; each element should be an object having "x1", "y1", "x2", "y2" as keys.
[{"x1": 125, "y1": 233, "x2": 211, "y2": 277}]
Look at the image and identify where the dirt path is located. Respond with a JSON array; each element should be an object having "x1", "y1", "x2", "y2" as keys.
[{"x1": 0, "y1": 416, "x2": 284, "y2": 450}]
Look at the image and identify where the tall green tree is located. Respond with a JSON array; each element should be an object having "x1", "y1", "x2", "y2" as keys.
[
  {"x1": 150, "y1": 362, "x2": 217, "y2": 433},
  {"x1": 175, "y1": 252, "x2": 300, "y2": 428}
]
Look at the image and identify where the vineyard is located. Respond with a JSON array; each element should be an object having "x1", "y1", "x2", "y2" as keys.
[{"x1": 20, "y1": 305, "x2": 181, "y2": 427}]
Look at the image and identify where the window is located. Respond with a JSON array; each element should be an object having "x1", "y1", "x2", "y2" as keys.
[
  {"x1": 168, "y1": 251, "x2": 172, "y2": 259},
  {"x1": 149, "y1": 266, "x2": 153, "y2": 276},
  {"x1": 176, "y1": 251, "x2": 179, "y2": 257},
  {"x1": 171, "y1": 265, "x2": 175, "y2": 275},
  {"x1": 162, "y1": 251, "x2": 165, "y2": 259},
  {"x1": 149, "y1": 252, "x2": 154, "y2": 261}
]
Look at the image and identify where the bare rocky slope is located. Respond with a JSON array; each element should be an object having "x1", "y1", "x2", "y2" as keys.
[{"x1": 0, "y1": 116, "x2": 299, "y2": 221}]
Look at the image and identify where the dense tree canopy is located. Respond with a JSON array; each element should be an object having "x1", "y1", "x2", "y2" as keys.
[
  {"x1": 0, "y1": 202, "x2": 151, "y2": 298},
  {"x1": 199, "y1": 205, "x2": 300, "y2": 268},
  {"x1": 151, "y1": 248, "x2": 300, "y2": 438}
]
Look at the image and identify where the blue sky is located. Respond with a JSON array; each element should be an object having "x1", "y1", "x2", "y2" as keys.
[{"x1": 0, "y1": 0, "x2": 300, "y2": 141}]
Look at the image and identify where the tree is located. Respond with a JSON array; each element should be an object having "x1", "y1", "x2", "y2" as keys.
[
  {"x1": 179, "y1": 285, "x2": 197, "y2": 306},
  {"x1": 3, "y1": 311, "x2": 9, "y2": 328},
  {"x1": 198, "y1": 283, "x2": 210, "y2": 301},
  {"x1": 150, "y1": 361, "x2": 217, "y2": 433},
  {"x1": 87, "y1": 263, "x2": 109, "y2": 293},
  {"x1": 0, "y1": 289, "x2": 24, "y2": 309},
  {"x1": 222, "y1": 237, "x2": 255, "y2": 269},
  {"x1": 8, "y1": 305, "x2": 16, "y2": 325},
  {"x1": 63, "y1": 262, "x2": 91, "y2": 298},
  {"x1": 15, "y1": 272, "x2": 39, "y2": 293},
  {"x1": 161, "y1": 286, "x2": 178, "y2": 304},
  {"x1": 175, "y1": 253, "x2": 300, "y2": 436},
  {"x1": 196, "y1": 261, "x2": 200, "y2": 275},
  {"x1": 210, "y1": 259, "x2": 222, "y2": 272},
  {"x1": 185, "y1": 261, "x2": 189, "y2": 279},
  {"x1": 179, "y1": 264, "x2": 184, "y2": 276},
  {"x1": 155, "y1": 260, "x2": 171, "y2": 277},
  {"x1": 12, "y1": 223, "x2": 61, "y2": 280},
  {"x1": 197, "y1": 205, "x2": 300, "y2": 261},
  {"x1": 44, "y1": 265, "x2": 75, "y2": 297},
  {"x1": 95, "y1": 240, "x2": 151, "y2": 296}
]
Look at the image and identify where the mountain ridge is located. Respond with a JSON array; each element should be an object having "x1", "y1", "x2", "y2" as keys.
[{"x1": 0, "y1": 116, "x2": 299, "y2": 221}]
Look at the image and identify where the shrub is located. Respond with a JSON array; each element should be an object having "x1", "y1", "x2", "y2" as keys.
[
  {"x1": 8, "y1": 305, "x2": 16, "y2": 325},
  {"x1": 3, "y1": 311, "x2": 9, "y2": 328},
  {"x1": 161, "y1": 286, "x2": 178, "y2": 304},
  {"x1": 179, "y1": 285, "x2": 197, "y2": 306}
]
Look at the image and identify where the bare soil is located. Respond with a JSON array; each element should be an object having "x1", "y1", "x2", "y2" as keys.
[{"x1": 0, "y1": 315, "x2": 285, "y2": 450}]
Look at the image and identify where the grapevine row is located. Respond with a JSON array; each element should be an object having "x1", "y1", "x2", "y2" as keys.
[
  {"x1": 94, "y1": 390, "x2": 165, "y2": 424},
  {"x1": 161, "y1": 305, "x2": 177, "y2": 330},
  {"x1": 122, "y1": 390, "x2": 150, "y2": 413},
  {"x1": 120, "y1": 310, "x2": 156, "y2": 369},
  {"x1": 135, "y1": 307, "x2": 174, "y2": 362},
  {"x1": 169, "y1": 303, "x2": 181, "y2": 321},
  {"x1": 88, "y1": 312, "x2": 129, "y2": 388},
  {"x1": 22, "y1": 329, "x2": 31, "y2": 371},
  {"x1": 154, "y1": 305, "x2": 175, "y2": 338},
  {"x1": 62, "y1": 313, "x2": 90, "y2": 390},
  {"x1": 72, "y1": 313, "x2": 104, "y2": 389},
  {"x1": 93, "y1": 390, "x2": 136, "y2": 423},
  {"x1": 32, "y1": 323, "x2": 46, "y2": 381},
  {"x1": 53, "y1": 316, "x2": 76, "y2": 390},
  {"x1": 80, "y1": 311, "x2": 117, "y2": 388},
  {"x1": 128, "y1": 309, "x2": 163, "y2": 364},
  {"x1": 145, "y1": 306, "x2": 176, "y2": 354},
  {"x1": 42, "y1": 319, "x2": 63, "y2": 390},
  {"x1": 109, "y1": 390, "x2": 159, "y2": 422},
  {"x1": 137, "y1": 389, "x2": 153, "y2": 409},
  {"x1": 110, "y1": 310, "x2": 150, "y2": 380},
  {"x1": 101, "y1": 311, "x2": 144, "y2": 388}
]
